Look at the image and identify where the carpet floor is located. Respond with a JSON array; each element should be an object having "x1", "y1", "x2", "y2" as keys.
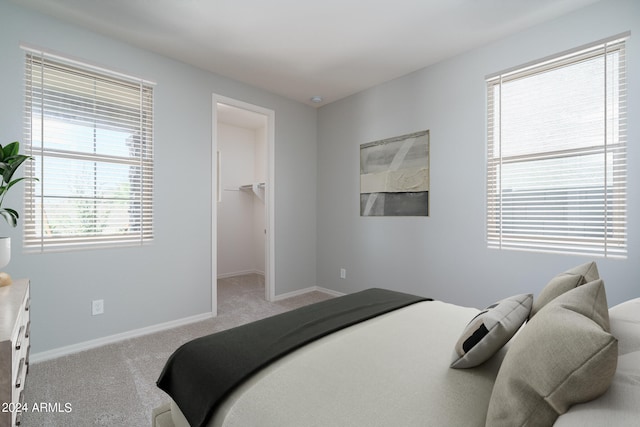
[{"x1": 22, "y1": 274, "x2": 334, "y2": 426}]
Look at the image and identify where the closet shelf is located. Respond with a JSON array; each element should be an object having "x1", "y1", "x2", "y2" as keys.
[
  {"x1": 239, "y1": 182, "x2": 265, "y2": 202},
  {"x1": 239, "y1": 182, "x2": 265, "y2": 191}
]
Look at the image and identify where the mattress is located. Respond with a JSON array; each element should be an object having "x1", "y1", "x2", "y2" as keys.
[{"x1": 169, "y1": 300, "x2": 506, "y2": 427}]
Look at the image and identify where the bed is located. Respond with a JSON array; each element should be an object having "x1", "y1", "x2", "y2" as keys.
[{"x1": 152, "y1": 262, "x2": 640, "y2": 427}]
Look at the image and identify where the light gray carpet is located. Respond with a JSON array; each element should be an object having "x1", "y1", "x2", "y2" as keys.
[{"x1": 23, "y1": 274, "x2": 334, "y2": 426}]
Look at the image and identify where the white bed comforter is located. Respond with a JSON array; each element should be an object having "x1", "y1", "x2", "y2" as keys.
[{"x1": 171, "y1": 300, "x2": 505, "y2": 427}]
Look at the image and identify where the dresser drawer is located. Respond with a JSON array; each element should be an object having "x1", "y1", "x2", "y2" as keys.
[{"x1": 0, "y1": 279, "x2": 31, "y2": 427}]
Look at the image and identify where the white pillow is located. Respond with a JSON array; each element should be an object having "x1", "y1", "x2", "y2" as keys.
[
  {"x1": 450, "y1": 293, "x2": 532, "y2": 369},
  {"x1": 554, "y1": 298, "x2": 640, "y2": 426}
]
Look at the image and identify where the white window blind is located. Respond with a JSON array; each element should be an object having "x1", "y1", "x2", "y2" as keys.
[
  {"x1": 486, "y1": 35, "x2": 627, "y2": 258},
  {"x1": 24, "y1": 50, "x2": 154, "y2": 252}
]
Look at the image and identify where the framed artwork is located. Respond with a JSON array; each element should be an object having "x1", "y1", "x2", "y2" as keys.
[{"x1": 360, "y1": 130, "x2": 429, "y2": 216}]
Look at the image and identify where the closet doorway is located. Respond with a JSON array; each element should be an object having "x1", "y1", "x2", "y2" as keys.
[{"x1": 212, "y1": 95, "x2": 275, "y2": 315}]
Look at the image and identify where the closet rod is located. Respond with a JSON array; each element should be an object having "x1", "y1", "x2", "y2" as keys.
[{"x1": 239, "y1": 182, "x2": 265, "y2": 190}]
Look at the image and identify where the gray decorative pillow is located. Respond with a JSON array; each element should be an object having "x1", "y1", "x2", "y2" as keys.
[
  {"x1": 485, "y1": 280, "x2": 618, "y2": 426},
  {"x1": 450, "y1": 293, "x2": 532, "y2": 369},
  {"x1": 530, "y1": 261, "x2": 599, "y2": 318}
]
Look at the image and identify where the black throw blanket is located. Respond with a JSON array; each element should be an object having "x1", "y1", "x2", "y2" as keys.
[{"x1": 157, "y1": 288, "x2": 430, "y2": 427}]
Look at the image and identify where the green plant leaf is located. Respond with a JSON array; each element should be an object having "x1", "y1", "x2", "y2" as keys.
[
  {"x1": 0, "y1": 209, "x2": 18, "y2": 227},
  {"x1": 2, "y1": 155, "x2": 31, "y2": 184},
  {"x1": 4, "y1": 177, "x2": 30, "y2": 193},
  {"x1": 0, "y1": 141, "x2": 36, "y2": 228},
  {"x1": 3, "y1": 142, "x2": 19, "y2": 158}
]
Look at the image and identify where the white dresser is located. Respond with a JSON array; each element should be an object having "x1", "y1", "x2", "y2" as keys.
[{"x1": 0, "y1": 279, "x2": 30, "y2": 427}]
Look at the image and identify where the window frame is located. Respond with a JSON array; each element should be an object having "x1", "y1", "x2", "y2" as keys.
[
  {"x1": 23, "y1": 48, "x2": 155, "y2": 252},
  {"x1": 486, "y1": 34, "x2": 628, "y2": 258}
]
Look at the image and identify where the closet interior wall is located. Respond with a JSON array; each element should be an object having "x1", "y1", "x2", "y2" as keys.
[{"x1": 217, "y1": 117, "x2": 267, "y2": 279}]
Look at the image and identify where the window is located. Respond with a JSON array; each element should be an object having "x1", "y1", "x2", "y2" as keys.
[
  {"x1": 486, "y1": 34, "x2": 627, "y2": 258},
  {"x1": 24, "y1": 49, "x2": 154, "y2": 252}
]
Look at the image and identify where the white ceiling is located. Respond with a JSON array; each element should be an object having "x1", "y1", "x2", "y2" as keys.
[{"x1": 13, "y1": 0, "x2": 600, "y2": 107}]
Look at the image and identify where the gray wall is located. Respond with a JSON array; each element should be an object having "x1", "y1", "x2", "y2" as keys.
[
  {"x1": 316, "y1": 0, "x2": 640, "y2": 308},
  {"x1": 0, "y1": 0, "x2": 317, "y2": 353},
  {"x1": 2, "y1": 0, "x2": 638, "y2": 356}
]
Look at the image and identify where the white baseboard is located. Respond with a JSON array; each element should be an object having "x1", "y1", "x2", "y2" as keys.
[
  {"x1": 317, "y1": 287, "x2": 346, "y2": 297},
  {"x1": 272, "y1": 286, "x2": 345, "y2": 301},
  {"x1": 30, "y1": 312, "x2": 214, "y2": 364},
  {"x1": 31, "y1": 285, "x2": 343, "y2": 363}
]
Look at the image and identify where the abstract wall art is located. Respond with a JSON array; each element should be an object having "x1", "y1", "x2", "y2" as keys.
[{"x1": 360, "y1": 130, "x2": 429, "y2": 216}]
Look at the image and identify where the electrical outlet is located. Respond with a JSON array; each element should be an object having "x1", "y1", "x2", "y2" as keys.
[
  {"x1": 92, "y1": 299, "x2": 104, "y2": 316},
  {"x1": 340, "y1": 268, "x2": 346, "y2": 279}
]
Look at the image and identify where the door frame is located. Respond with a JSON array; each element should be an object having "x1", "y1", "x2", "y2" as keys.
[{"x1": 211, "y1": 94, "x2": 276, "y2": 315}]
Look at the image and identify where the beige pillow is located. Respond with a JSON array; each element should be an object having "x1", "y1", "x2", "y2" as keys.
[
  {"x1": 530, "y1": 261, "x2": 599, "y2": 318},
  {"x1": 554, "y1": 298, "x2": 640, "y2": 426},
  {"x1": 450, "y1": 294, "x2": 532, "y2": 369},
  {"x1": 485, "y1": 280, "x2": 618, "y2": 426}
]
